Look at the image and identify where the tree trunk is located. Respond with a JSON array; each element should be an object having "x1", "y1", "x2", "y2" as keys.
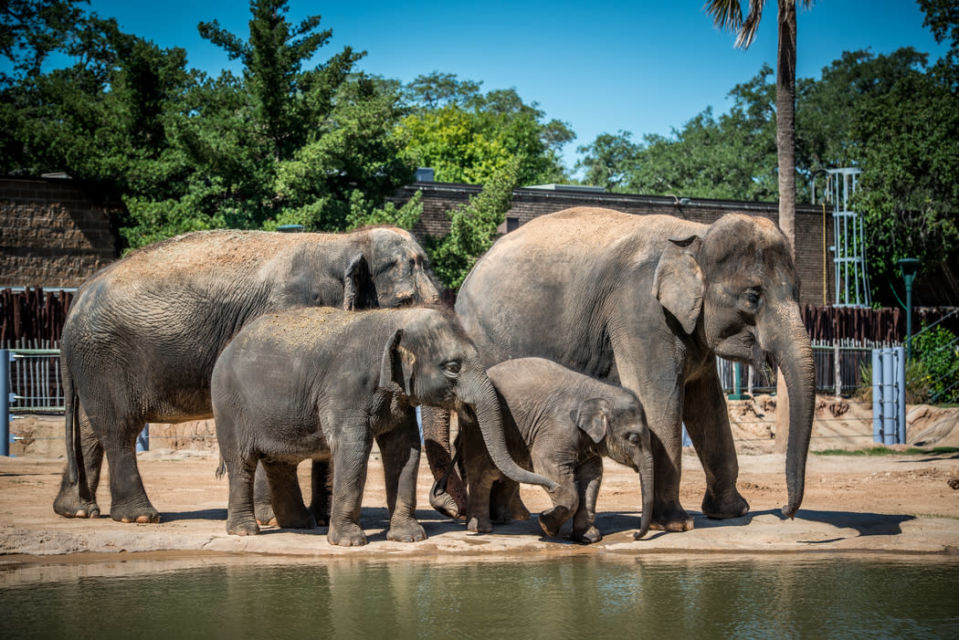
[{"x1": 775, "y1": 0, "x2": 799, "y2": 454}]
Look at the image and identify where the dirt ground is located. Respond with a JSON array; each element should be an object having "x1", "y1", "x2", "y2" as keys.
[{"x1": 2, "y1": 396, "x2": 958, "y2": 568}]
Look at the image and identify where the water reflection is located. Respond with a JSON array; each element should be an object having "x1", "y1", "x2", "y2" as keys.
[{"x1": 2, "y1": 555, "x2": 958, "y2": 639}]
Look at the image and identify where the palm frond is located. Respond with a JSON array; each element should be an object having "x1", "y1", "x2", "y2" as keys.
[{"x1": 704, "y1": 0, "x2": 767, "y2": 50}]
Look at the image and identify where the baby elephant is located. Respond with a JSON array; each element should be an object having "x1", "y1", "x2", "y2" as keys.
[
  {"x1": 458, "y1": 357, "x2": 654, "y2": 543},
  {"x1": 212, "y1": 306, "x2": 554, "y2": 546}
]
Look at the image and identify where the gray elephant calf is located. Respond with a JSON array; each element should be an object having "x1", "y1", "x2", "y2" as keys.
[
  {"x1": 457, "y1": 357, "x2": 654, "y2": 543},
  {"x1": 212, "y1": 307, "x2": 555, "y2": 546}
]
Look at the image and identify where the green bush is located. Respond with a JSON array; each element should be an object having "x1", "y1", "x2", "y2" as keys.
[
  {"x1": 912, "y1": 325, "x2": 959, "y2": 404},
  {"x1": 856, "y1": 357, "x2": 930, "y2": 404}
]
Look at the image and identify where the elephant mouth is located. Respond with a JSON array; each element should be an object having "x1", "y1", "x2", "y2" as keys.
[{"x1": 713, "y1": 330, "x2": 758, "y2": 363}]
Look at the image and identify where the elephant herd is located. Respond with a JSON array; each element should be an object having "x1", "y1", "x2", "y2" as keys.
[{"x1": 53, "y1": 206, "x2": 815, "y2": 546}]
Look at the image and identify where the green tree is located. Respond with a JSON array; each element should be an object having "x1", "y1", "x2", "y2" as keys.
[
  {"x1": 577, "y1": 67, "x2": 780, "y2": 200},
  {"x1": 397, "y1": 72, "x2": 573, "y2": 186},
  {"x1": 574, "y1": 130, "x2": 641, "y2": 192},
  {"x1": 918, "y1": 0, "x2": 959, "y2": 89},
  {"x1": 129, "y1": 0, "x2": 416, "y2": 243},
  {"x1": 852, "y1": 61, "x2": 959, "y2": 301},
  {"x1": 0, "y1": 0, "x2": 88, "y2": 84},
  {"x1": 425, "y1": 155, "x2": 521, "y2": 289}
]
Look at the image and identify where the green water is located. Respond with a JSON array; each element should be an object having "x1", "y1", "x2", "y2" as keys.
[{"x1": 2, "y1": 555, "x2": 958, "y2": 639}]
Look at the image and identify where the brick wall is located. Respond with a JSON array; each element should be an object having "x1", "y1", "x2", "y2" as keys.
[
  {"x1": 1, "y1": 177, "x2": 122, "y2": 287},
  {"x1": 3, "y1": 176, "x2": 836, "y2": 305},
  {"x1": 394, "y1": 182, "x2": 835, "y2": 306}
]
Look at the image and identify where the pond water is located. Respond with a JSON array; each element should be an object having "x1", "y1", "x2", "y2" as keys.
[{"x1": 2, "y1": 555, "x2": 958, "y2": 639}]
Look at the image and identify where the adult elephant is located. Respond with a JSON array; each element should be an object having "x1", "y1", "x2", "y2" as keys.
[
  {"x1": 426, "y1": 207, "x2": 814, "y2": 532},
  {"x1": 54, "y1": 226, "x2": 439, "y2": 524}
]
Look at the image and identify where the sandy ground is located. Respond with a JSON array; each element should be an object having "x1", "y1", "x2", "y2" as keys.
[{"x1": 1, "y1": 395, "x2": 958, "y2": 573}]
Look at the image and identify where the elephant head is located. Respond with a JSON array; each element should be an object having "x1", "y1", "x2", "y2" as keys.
[
  {"x1": 653, "y1": 213, "x2": 814, "y2": 518},
  {"x1": 574, "y1": 395, "x2": 654, "y2": 540},
  {"x1": 355, "y1": 228, "x2": 440, "y2": 309},
  {"x1": 379, "y1": 309, "x2": 558, "y2": 492}
]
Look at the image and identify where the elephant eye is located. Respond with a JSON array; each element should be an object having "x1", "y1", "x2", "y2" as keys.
[
  {"x1": 744, "y1": 289, "x2": 761, "y2": 307},
  {"x1": 627, "y1": 433, "x2": 641, "y2": 445},
  {"x1": 442, "y1": 360, "x2": 461, "y2": 378}
]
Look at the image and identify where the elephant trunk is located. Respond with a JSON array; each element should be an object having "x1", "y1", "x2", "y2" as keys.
[
  {"x1": 634, "y1": 446, "x2": 655, "y2": 540},
  {"x1": 459, "y1": 368, "x2": 559, "y2": 491},
  {"x1": 764, "y1": 304, "x2": 815, "y2": 518}
]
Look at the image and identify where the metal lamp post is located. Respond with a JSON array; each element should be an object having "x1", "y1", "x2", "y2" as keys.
[{"x1": 899, "y1": 258, "x2": 919, "y2": 361}]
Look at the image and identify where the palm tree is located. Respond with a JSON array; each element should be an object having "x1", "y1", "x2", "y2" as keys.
[
  {"x1": 705, "y1": 0, "x2": 813, "y2": 452},
  {"x1": 705, "y1": 0, "x2": 812, "y2": 255}
]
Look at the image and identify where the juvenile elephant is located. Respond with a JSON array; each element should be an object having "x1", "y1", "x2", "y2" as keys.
[
  {"x1": 457, "y1": 357, "x2": 653, "y2": 543},
  {"x1": 54, "y1": 227, "x2": 439, "y2": 524},
  {"x1": 427, "y1": 207, "x2": 814, "y2": 532},
  {"x1": 212, "y1": 306, "x2": 556, "y2": 545}
]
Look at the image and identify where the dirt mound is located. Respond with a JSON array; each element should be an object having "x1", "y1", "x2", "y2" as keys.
[
  {"x1": 727, "y1": 394, "x2": 876, "y2": 453},
  {"x1": 908, "y1": 405, "x2": 959, "y2": 448}
]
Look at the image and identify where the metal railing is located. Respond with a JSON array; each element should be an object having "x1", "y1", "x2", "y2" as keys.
[
  {"x1": 716, "y1": 344, "x2": 878, "y2": 396},
  {"x1": 6, "y1": 349, "x2": 65, "y2": 413}
]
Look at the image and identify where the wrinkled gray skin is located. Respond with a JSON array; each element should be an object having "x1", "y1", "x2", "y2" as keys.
[
  {"x1": 427, "y1": 207, "x2": 815, "y2": 532},
  {"x1": 458, "y1": 357, "x2": 654, "y2": 543},
  {"x1": 211, "y1": 307, "x2": 556, "y2": 545},
  {"x1": 54, "y1": 227, "x2": 438, "y2": 524}
]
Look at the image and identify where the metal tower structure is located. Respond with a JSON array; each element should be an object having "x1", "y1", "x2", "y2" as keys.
[{"x1": 827, "y1": 168, "x2": 871, "y2": 307}]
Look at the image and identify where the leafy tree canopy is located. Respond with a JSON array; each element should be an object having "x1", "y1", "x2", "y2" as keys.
[
  {"x1": 425, "y1": 154, "x2": 521, "y2": 290},
  {"x1": 397, "y1": 71, "x2": 574, "y2": 186},
  {"x1": 576, "y1": 34, "x2": 958, "y2": 305}
]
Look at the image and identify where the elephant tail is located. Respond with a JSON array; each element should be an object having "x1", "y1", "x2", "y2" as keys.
[
  {"x1": 63, "y1": 364, "x2": 81, "y2": 486},
  {"x1": 215, "y1": 457, "x2": 227, "y2": 479}
]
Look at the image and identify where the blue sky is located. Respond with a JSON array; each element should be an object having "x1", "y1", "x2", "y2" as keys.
[{"x1": 33, "y1": 1, "x2": 954, "y2": 171}]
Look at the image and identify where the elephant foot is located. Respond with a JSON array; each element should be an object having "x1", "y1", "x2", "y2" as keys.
[
  {"x1": 254, "y1": 501, "x2": 276, "y2": 526},
  {"x1": 429, "y1": 489, "x2": 466, "y2": 521},
  {"x1": 227, "y1": 517, "x2": 260, "y2": 536},
  {"x1": 328, "y1": 522, "x2": 368, "y2": 547},
  {"x1": 538, "y1": 506, "x2": 571, "y2": 538},
  {"x1": 702, "y1": 488, "x2": 750, "y2": 520},
  {"x1": 309, "y1": 504, "x2": 330, "y2": 528},
  {"x1": 467, "y1": 516, "x2": 493, "y2": 533},
  {"x1": 509, "y1": 495, "x2": 531, "y2": 521},
  {"x1": 275, "y1": 509, "x2": 317, "y2": 530},
  {"x1": 110, "y1": 501, "x2": 160, "y2": 524},
  {"x1": 649, "y1": 504, "x2": 694, "y2": 532},
  {"x1": 387, "y1": 519, "x2": 427, "y2": 543},
  {"x1": 570, "y1": 526, "x2": 602, "y2": 544},
  {"x1": 490, "y1": 503, "x2": 512, "y2": 525},
  {"x1": 53, "y1": 491, "x2": 100, "y2": 519}
]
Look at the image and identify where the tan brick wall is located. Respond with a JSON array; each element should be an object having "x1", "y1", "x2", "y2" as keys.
[
  {"x1": 394, "y1": 183, "x2": 835, "y2": 306},
  {"x1": 1, "y1": 178, "x2": 122, "y2": 287}
]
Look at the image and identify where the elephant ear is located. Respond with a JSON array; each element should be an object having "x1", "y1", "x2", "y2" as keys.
[
  {"x1": 571, "y1": 398, "x2": 611, "y2": 444},
  {"x1": 379, "y1": 329, "x2": 416, "y2": 395},
  {"x1": 652, "y1": 236, "x2": 705, "y2": 335},
  {"x1": 343, "y1": 253, "x2": 374, "y2": 311}
]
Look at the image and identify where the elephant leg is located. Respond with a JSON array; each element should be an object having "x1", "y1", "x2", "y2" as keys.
[
  {"x1": 376, "y1": 419, "x2": 426, "y2": 543},
  {"x1": 54, "y1": 410, "x2": 103, "y2": 519},
  {"x1": 684, "y1": 367, "x2": 749, "y2": 520},
  {"x1": 101, "y1": 421, "x2": 160, "y2": 524},
  {"x1": 529, "y1": 451, "x2": 576, "y2": 538},
  {"x1": 464, "y1": 464, "x2": 499, "y2": 534},
  {"x1": 262, "y1": 459, "x2": 316, "y2": 530},
  {"x1": 224, "y1": 454, "x2": 260, "y2": 536},
  {"x1": 421, "y1": 406, "x2": 467, "y2": 519},
  {"x1": 612, "y1": 343, "x2": 692, "y2": 532},
  {"x1": 252, "y1": 462, "x2": 277, "y2": 526},
  {"x1": 309, "y1": 459, "x2": 333, "y2": 527},
  {"x1": 489, "y1": 479, "x2": 524, "y2": 524},
  {"x1": 327, "y1": 431, "x2": 371, "y2": 547},
  {"x1": 570, "y1": 456, "x2": 603, "y2": 544}
]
